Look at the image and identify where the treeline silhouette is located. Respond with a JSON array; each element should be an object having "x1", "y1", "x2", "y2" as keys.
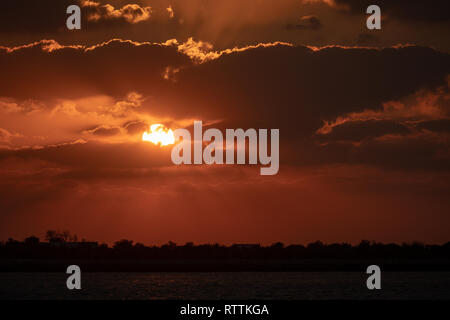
[{"x1": 1, "y1": 231, "x2": 449, "y2": 260}]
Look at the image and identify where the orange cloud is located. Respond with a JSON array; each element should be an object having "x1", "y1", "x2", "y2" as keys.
[
  {"x1": 166, "y1": 5, "x2": 174, "y2": 19},
  {"x1": 167, "y1": 37, "x2": 292, "y2": 63},
  {"x1": 81, "y1": 0, "x2": 151, "y2": 24},
  {"x1": 317, "y1": 80, "x2": 450, "y2": 135}
]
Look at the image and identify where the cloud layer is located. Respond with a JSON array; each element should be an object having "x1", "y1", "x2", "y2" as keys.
[{"x1": 0, "y1": 1, "x2": 449, "y2": 244}]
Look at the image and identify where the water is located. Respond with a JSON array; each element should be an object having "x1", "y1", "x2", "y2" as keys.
[{"x1": 0, "y1": 272, "x2": 449, "y2": 300}]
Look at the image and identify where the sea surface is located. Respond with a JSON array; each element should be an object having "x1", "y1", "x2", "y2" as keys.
[{"x1": 0, "y1": 272, "x2": 449, "y2": 300}]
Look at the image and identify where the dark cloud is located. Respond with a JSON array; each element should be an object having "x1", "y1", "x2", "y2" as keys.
[
  {"x1": 0, "y1": 39, "x2": 192, "y2": 99},
  {"x1": 286, "y1": 15, "x2": 323, "y2": 31},
  {"x1": 1, "y1": 40, "x2": 449, "y2": 172},
  {"x1": 0, "y1": 141, "x2": 171, "y2": 169},
  {"x1": 0, "y1": 0, "x2": 69, "y2": 33},
  {"x1": 317, "y1": 120, "x2": 411, "y2": 141},
  {"x1": 82, "y1": 125, "x2": 121, "y2": 136},
  {"x1": 168, "y1": 44, "x2": 449, "y2": 134},
  {"x1": 0, "y1": 39, "x2": 449, "y2": 186},
  {"x1": 356, "y1": 33, "x2": 380, "y2": 46},
  {"x1": 168, "y1": 44, "x2": 449, "y2": 171},
  {"x1": 416, "y1": 119, "x2": 450, "y2": 133},
  {"x1": 123, "y1": 120, "x2": 149, "y2": 135},
  {"x1": 278, "y1": 131, "x2": 449, "y2": 172},
  {"x1": 348, "y1": 133, "x2": 450, "y2": 171}
]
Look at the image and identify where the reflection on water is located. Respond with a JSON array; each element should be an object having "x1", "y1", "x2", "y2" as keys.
[{"x1": 0, "y1": 272, "x2": 449, "y2": 300}]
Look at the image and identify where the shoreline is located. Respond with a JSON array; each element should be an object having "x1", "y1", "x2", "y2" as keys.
[{"x1": 2, "y1": 258, "x2": 449, "y2": 272}]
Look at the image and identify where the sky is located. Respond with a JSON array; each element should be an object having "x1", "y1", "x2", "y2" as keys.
[{"x1": 0, "y1": 0, "x2": 449, "y2": 245}]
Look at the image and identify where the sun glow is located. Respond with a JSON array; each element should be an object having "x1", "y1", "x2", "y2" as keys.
[{"x1": 142, "y1": 124, "x2": 175, "y2": 146}]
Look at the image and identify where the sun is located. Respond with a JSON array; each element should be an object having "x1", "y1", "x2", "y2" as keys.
[{"x1": 142, "y1": 124, "x2": 175, "y2": 146}]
